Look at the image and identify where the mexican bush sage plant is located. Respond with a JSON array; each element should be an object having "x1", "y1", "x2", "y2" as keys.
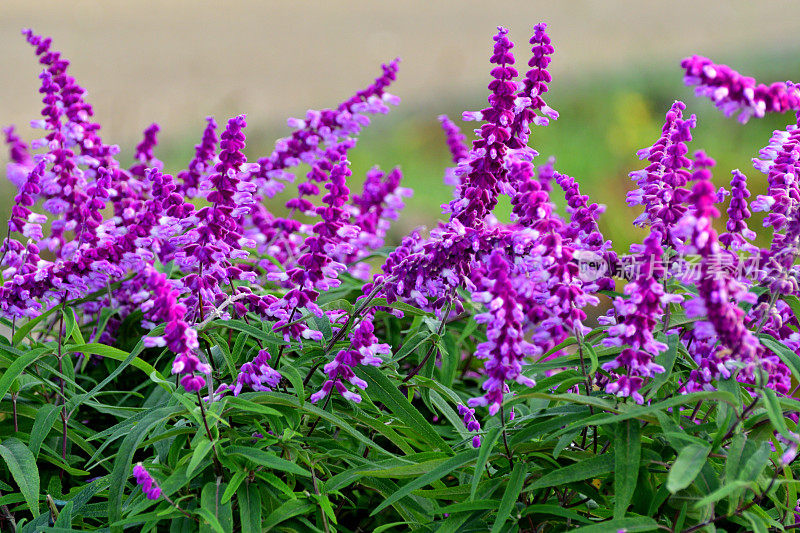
[{"x1": 2, "y1": 22, "x2": 800, "y2": 533}]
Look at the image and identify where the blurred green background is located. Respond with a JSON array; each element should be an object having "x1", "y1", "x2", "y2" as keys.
[{"x1": 3, "y1": 1, "x2": 800, "y2": 251}]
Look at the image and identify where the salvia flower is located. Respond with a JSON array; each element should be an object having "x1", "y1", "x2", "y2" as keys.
[
  {"x1": 309, "y1": 318, "x2": 390, "y2": 403},
  {"x1": 677, "y1": 152, "x2": 764, "y2": 386},
  {"x1": 627, "y1": 101, "x2": 695, "y2": 241},
  {"x1": 177, "y1": 116, "x2": 218, "y2": 198},
  {"x1": 681, "y1": 55, "x2": 800, "y2": 122},
  {"x1": 719, "y1": 169, "x2": 757, "y2": 250},
  {"x1": 457, "y1": 404, "x2": 482, "y2": 448},
  {"x1": 4, "y1": 126, "x2": 34, "y2": 188},
  {"x1": 129, "y1": 123, "x2": 163, "y2": 178},
  {"x1": 468, "y1": 250, "x2": 537, "y2": 415},
  {"x1": 449, "y1": 26, "x2": 518, "y2": 227},
  {"x1": 234, "y1": 349, "x2": 282, "y2": 395},
  {"x1": 132, "y1": 463, "x2": 161, "y2": 500},
  {"x1": 508, "y1": 22, "x2": 558, "y2": 149},
  {"x1": 439, "y1": 114, "x2": 469, "y2": 164},
  {"x1": 602, "y1": 231, "x2": 681, "y2": 403}
]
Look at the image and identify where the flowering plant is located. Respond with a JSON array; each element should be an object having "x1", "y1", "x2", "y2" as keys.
[{"x1": 1, "y1": 22, "x2": 800, "y2": 533}]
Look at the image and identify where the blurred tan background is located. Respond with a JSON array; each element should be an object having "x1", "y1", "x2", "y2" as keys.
[{"x1": 3, "y1": 0, "x2": 800, "y2": 246}]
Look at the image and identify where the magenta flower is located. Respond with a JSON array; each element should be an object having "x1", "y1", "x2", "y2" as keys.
[
  {"x1": 602, "y1": 231, "x2": 681, "y2": 403},
  {"x1": 681, "y1": 55, "x2": 800, "y2": 122},
  {"x1": 177, "y1": 117, "x2": 218, "y2": 198},
  {"x1": 438, "y1": 114, "x2": 469, "y2": 164},
  {"x1": 132, "y1": 463, "x2": 161, "y2": 500},
  {"x1": 468, "y1": 250, "x2": 537, "y2": 416},
  {"x1": 458, "y1": 404, "x2": 482, "y2": 448},
  {"x1": 234, "y1": 349, "x2": 282, "y2": 395},
  {"x1": 627, "y1": 101, "x2": 695, "y2": 242},
  {"x1": 309, "y1": 318, "x2": 389, "y2": 403}
]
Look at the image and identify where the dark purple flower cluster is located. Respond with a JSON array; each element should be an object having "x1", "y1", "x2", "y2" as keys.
[{"x1": 676, "y1": 152, "x2": 778, "y2": 390}]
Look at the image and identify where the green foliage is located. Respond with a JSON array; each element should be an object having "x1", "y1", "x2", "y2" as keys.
[{"x1": 1, "y1": 285, "x2": 798, "y2": 532}]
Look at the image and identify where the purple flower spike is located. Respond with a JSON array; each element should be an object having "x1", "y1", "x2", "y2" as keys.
[
  {"x1": 234, "y1": 349, "x2": 282, "y2": 395},
  {"x1": 132, "y1": 463, "x2": 161, "y2": 500},
  {"x1": 309, "y1": 318, "x2": 390, "y2": 404},
  {"x1": 177, "y1": 117, "x2": 218, "y2": 198},
  {"x1": 468, "y1": 250, "x2": 536, "y2": 416},
  {"x1": 677, "y1": 152, "x2": 765, "y2": 388},
  {"x1": 681, "y1": 55, "x2": 800, "y2": 122},
  {"x1": 438, "y1": 115, "x2": 469, "y2": 164},
  {"x1": 602, "y1": 231, "x2": 679, "y2": 403},
  {"x1": 457, "y1": 404, "x2": 482, "y2": 448},
  {"x1": 4, "y1": 126, "x2": 34, "y2": 188},
  {"x1": 628, "y1": 101, "x2": 695, "y2": 242},
  {"x1": 449, "y1": 26, "x2": 518, "y2": 227},
  {"x1": 129, "y1": 123, "x2": 163, "y2": 178},
  {"x1": 719, "y1": 169, "x2": 756, "y2": 250},
  {"x1": 509, "y1": 22, "x2": 558, "y2": 148}
]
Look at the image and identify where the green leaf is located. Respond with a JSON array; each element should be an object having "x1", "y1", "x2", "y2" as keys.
[
  {"x1": 762, "y1": 388, "x2": 793, "y2": 439},
  {"x1": 62, "y1": 308, "x2": 84, "y2": 345},
  {"x1": 693, "y1": 480, "x2": 750, "y2": 508},
  {"x1": 522, "y1": 504, "x2": 592, "y2": 524},
  {"x1": 238, "y1": 483, "x2": 261, "y2": 533},
  {"x1": 0, "y1": 347, "x2": 45, "y2": 404},
  {"x1": 221, "y1": 471, "x2": 246, "y2": 504},
  {"x1": 367, "y1": 297, "x2": 430, "y2": 316},
  {"x1": 471, "y1": 427, "x2": 501, "y2": 501},
  {"x1": 280, "y1": 365, "x2": 304, "y2": 405},
  {"x1": 571, "y1": 516, "x2": 659, "y2": 532},
  {"x1": 527, "y1": 455, "x2": 614, "y2": 492},
  {"x1": 358, "y1": 365, "x2": 451, "y2": 453},
  {"x1": 64, "y1": 342, "x2": 166, "y2": 391},
  {"x1": 742, "y1": 510, "x2": 769, "y2": 533},
  {"x1": 644, "y1": 334, "x2": 679, "y2": 399},
  {"x1": 226, "y1": 446, "x2": 310, "y2": 477},
  {"x1": 225, "y1": 396, "x2": 282, "y2": 417},
  {"x1": 0, "y1": 438, "x2": 39, "y2": 517},
  {"x1": 200, "y1": 482, "x2": 232, "y2": 533},
  {"x1": 29, "y1": 404, "x2": 60, "y2": 458},
  {"x1": 737, "y1": 441, "x2": 771, "y2": 483},
  {"x1": 491, "y1": 462, "x2": 526, "y2": 533},
  {"x1": 66, "y1": 340, "x2": 166, "y2": 412},
  {"x1": 242, "y1": 391, "x2": 395, "y2": 457},
  {"x1": 667, "y1": 443, "x2": 710, "y2": 493},
  {"x1": 53, "y1": 500, "x2": 74, "y2": 527},
  {"x1": 372, "y1": 448, "x2": 479, "y2": 516},
  {"x1": 262, "y1": 499, "x2": 314, "y2": 531},
  {"x1": 390, "y1": 331, "x2": 432, "y2": 363},
  {"x1": 214, "y1": 320, "x2": 288, "y2": 350},
  {"x1": 197, "y1": 508, "x2": 226, "y2": 533},
  {"x1": 725, "y1": 433, "x2": 748, "y2": 482},
  {"x1": 614, "y1": 419, "x2": 641, "y2": 518},
  {"x1": 584, "y1": 341, "x2": 599, "y2": 375},
  {"x1": 186, "y1": 439, "x2": 212, "y2": 479},
  {"x1": 12, "y1": 303, "x2": 61, "y2": 345}
]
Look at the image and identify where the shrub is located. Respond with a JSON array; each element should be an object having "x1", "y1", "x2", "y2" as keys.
[{"x1": 1, "y1": 21, "x2": 800, "y2": 533}]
